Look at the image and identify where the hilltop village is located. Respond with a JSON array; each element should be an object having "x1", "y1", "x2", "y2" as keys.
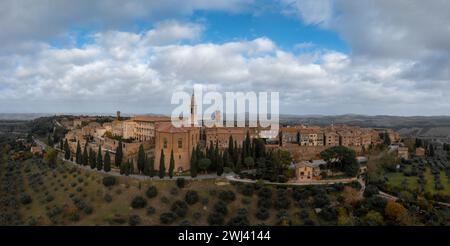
[{"x1": 57, "y1": 93, "x2": 401, "y2": 182}]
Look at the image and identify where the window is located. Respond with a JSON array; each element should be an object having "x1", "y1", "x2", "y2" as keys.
[
  {"x1": 163, "y1": 138, "x2": 167, "y2": 148},
  {"x1": 178, "y1": 138, "x2": 182, "y2": 148}
]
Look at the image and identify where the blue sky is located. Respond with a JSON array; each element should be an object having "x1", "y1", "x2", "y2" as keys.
[{"x1": 0, "y1": 0, "x2": 450, "y2": 116}]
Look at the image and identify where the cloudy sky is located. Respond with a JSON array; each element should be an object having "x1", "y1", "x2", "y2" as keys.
[{"x1": 0, "y1": 0, "x2": 449, "y2": 116}]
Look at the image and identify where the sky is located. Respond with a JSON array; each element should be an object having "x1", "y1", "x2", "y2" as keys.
[{"x1": 0, "y1": 0, "x2": 449, "y2": 116}]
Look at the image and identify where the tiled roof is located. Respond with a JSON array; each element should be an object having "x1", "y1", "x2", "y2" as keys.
[{"x1": 156, "y1": 122, "x2": 190, "y2": 133}]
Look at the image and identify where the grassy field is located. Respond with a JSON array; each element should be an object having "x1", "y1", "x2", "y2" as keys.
[
  {"x1": 385, "y1": 167, "x2": 450, "y2": 195},
  {"x1": 9, "y1": 157, "x2": 349, "y2": 226}
]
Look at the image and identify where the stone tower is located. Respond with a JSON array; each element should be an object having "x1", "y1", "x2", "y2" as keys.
[{"x1": 190, "y1": 91, "x2": 197, "y2": 126}]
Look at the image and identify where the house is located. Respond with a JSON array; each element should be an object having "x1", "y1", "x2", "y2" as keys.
[
  {"x1": 397, "y1": 147, "x2": 409, "y2": 160},
  {"x1": 30, "y1": 146, "x2": 43, "y2": 155},
  {"x1": 415, "y1": 147, "x2": 425, "y2": 157},
  {"x1": 294, "y1": 160, "x2": 322, "y2": 181}
]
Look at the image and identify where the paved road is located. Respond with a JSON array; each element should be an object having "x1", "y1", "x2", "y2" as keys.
[{"x1": 226, "y1": 175, "x2": 358, "y2": 186}]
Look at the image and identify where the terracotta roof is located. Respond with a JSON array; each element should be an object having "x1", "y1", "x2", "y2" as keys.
[
  {"x1": 132, "y1": 115, "x2": 171, "y2": 122},
  {"x1": 156, "y1": 122, "x2": 190, "y2": 133}
]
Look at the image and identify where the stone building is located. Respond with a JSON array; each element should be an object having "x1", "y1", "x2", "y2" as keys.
[
  {"x1": 154, "y1": 122, "x2": 200, "y2": 173},
  {"x1": 132, "y1": 115, "x2": 171, "y2": 142}
]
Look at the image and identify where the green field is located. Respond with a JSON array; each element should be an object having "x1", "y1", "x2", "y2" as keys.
[{"x1": 386, "y1": 167, "x2": 450, "y2": 195}]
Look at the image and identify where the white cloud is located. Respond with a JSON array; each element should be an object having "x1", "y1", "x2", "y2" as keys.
[
  {"x1": 280, "y1": 0, "x2": 333, "y2": 26},
  {"x1": 1, "y1": 25, "x2": 449, "y2": 115}
]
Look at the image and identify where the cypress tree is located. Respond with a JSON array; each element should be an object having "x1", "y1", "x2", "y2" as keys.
[
  {"x1": 244, "y1": 131, "x2": 251, "y2": 158},
  {"x1": 129, "y1": 159, "x2": 134, "y2": 174},
  {"x1": 137, "y1": 144, "x2": 145, "y2": 174},
  {"x1": 104, "y1": 151, "x2": 111, "y2": 172},
  {"x1": 96, "y1": 145, "x2": 103, "y2": 170},
  {"x1": 149, "y1": 157, "x2": 155, "y2": 177},
  {"x1": 143, "y1": 155, "x2": 150, "y2": 176},
  {"x1": 169, "y1": 149, "x2": 175, "y2": 178},
  {"x1": 228, "y1": 135, "x2": 234, "y2": 157},
  {"x1": 47, "y1": 134, "x2": 54, "y2": 146},
  {"x1": 159, "y1": 149, "x2": 165, "y2": 178},
  {"x1": 115, "y1": 141, "x2": 123, "y2": 167},
  {"x1": 190, "y1": 148, "x2": 197, "y2": 178},
  {"x1": 89, "y1": 148, "x2": 96, "y2": 169},
  {"x1": 217, "y1": 151, "x2": 224, "y2": 176},
  {"x1": 82, "y1": 143, "x2": 88, "y2": 166},
  {"x1": 60, "y1": 139, "x2": 64, "y2": 150},
  {"x1": 64, "y1": 139, "x2": 70, "y2": 160},
  {"x1": 75, "y1": 141, "x2": 82, "y2": 164}
]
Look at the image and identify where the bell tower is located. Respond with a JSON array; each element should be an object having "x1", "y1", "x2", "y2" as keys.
[{"x1": 190, "y1": 90, "x2": 197, "y2": 126}]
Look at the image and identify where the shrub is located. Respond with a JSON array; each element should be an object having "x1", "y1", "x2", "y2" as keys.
[
  {"x1": 213, "y1": 201, "x2": 228, "y2": 215},
  {"x1": 102, "y1": 176, "x2": 117, "y2": 187},
  {"x1": 218, "y1": 190, "x2": 236, "y2": 203},
  {"x1": 185, "y1": 190, "x2": 199, "y2": 205},
  {"x1": 258, "y1": 187, "x2": 272, "y2": 199},
  {"x1": 45, "y1": 195, "x2": 54, "y2": 203},
  {"x1": 146, "y1": 206, "x2": 156, "y2": 215},
  {"x1": 103, "y1": 194, "x2": 113, "y2": 203},
  {"x1": 256, "y1": 207, "x2": 270, "y2": 220},
  {"x1": 83, "y1": 206, "x2": 93, "y2": 215},
  {"x1": 313, "y1": 194, "x2": 330, "y2": 208},
  {"x1": 207, "y1": 212, "x2": 224, "y2": 226},
  {"x1": 364, "y1": 185, "x2": 379, "y2": 198},
  {"x1": 240, "y1": 184, "x2": 254, "y2": 196},
  {"x1": 201, "y1": 197, "x2": 209, "y2": 206},
  {"x1": 257, "y1": 197, "x2": 272, "y2": 209},
  {"x1": 178, "y1": 220, "x2": 191, "y2": 226},
  {"x1": 227, "y1": 215, "x2": 250, "y2": 226},
  {"x1": 193, "y1": 212, "x2": 202, "y2": 221},
  {"x1": 160, "y1": 212, "x2": 177, "y2": 224},
  {"x1": 146, "y1": 186, "x2": 158, "y2": 198},
  {"x1": 170, "y1": 187, "x2": 179, "y2": 196},
  {"x1": 20, "y1": 194, "x2": 32, "y2": 205},
  {"x1": 128, "y1": 215, "x2": 141, "y2": 226},
  {"x1": 318, "y1": 207, "x2": 338, "y2": 222},
  {"x1": 131, "y1": 196, "x2": 147, "y2": 209},
  {"x1": 171, "y1": 200, "x2": 188, "y2": 218},
  {"x1": 176, "y1": 178, "x2": 186, "y2": 188},
  {"x1": 160, "y1": 196, "x2": 170, "y2": 204}
]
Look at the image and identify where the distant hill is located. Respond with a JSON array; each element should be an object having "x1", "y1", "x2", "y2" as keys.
[
  {"x1": 279, "y1": 114, "x2": 450, "y2": 139},
  {"x1": 0, "y1": 113, "x2": 52, "y2": 121}
]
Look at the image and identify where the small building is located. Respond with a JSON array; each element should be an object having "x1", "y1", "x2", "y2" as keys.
[
  {"x1": 415, "y1": 147, "x2": 425, "y2": 157},
  {"x1": 294, "y1": 161, "x2": 322, "y2": 181},
  {"x1": 30, "y1": 146, "x2": 43, "y2": 155},
  {"x1": 397, "y1": 146, "x2": 409, "y2": 160}
]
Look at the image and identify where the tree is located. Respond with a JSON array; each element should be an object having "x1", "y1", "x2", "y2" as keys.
[
  {"x1": 60, "y1": 139, "x2": 64, "y2": 150},
  {"x1": 143, "y1": 155, "x2": 151, "y2": 176},
  {"x1": 198, "y1": 158, "x2": 211, "y2": 174},
  {"x1": 320, "y1": 146, "x2": 359, "y2": 176},
  {"x1": 244, "y1": 156, "x2": 254, "y2": 170},
  {"x1": 64, "y1": 139, "x2": 70, "y2": 160},
  {"x1": 385, "y1": 201, "x2": 408, "y2": 225},
  {"x1": 137, "y1": 144, "x2": 145, "y2": 174},
  {"x1": 82, "y1": 143, "x2": 88, "y2": 166},
  {"x1": 104, "y1": 151, "x2": 111, "y2": 172},
  {"x1": 115, "y1": 141, "x2": 123, "y2": 167},
  {"x1": 169, "y1": 149, "x2": 175, "y2": 178},
  {"x1": 159, "y1": 149, "x2": 165, "y2": 178},
  {"x1": 89, "y1": 148, "x2": 96, "y2": 169},
  {"x1": 75, "y1": 141, "x2": 82, "y2": 164},
  {"x1": 131, "y1": 196, "x2": 147, "y2": 209},
  {"x1": 96, "y1": 145, "x2": 103, "y2": 170},
  {"x1": 217, "y1": 151, "x2": 224, "y2": 176},
  {"x1": 190, "y1": 148, "x2": 197, "y2": 178},
  {"x1": 44, "y1": 148, "x2": 58, "y2": 169},
  {"x1": 47, "y1": 134, "x2": 54, "y2": 146}
]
